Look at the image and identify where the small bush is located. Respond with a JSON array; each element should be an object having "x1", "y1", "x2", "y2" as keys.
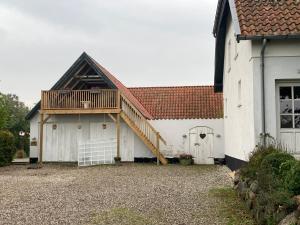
[
  {"x1": 179, "y1": 153, "x2": 193, "y2": 160},
  {"x1": 179, "y1": 154, "x2": 193, "y2": 165},
  {"x1": 240, "y1": 145, "x2": 281, "y2": 179},
  {"x1": 279, "y1": 159, "x2": 297, "y2": 177},
  {"x1": 284, "y1": 161, "x2": 300, "y2": 195},
  {"x1": 238, "y1": 143, "x2": 299, "y2": 225},
  {"x1": 0, "y1": 130, "x2": 16, "y2": 166},
  {"x1": 256, "y1": 189, "x2": 296, "y2": 224},
  {"x1": 114, "y1": 156, "x2": 121, "y2": 161},
  {"x1": 15, "y1": 149, "x2": 26, "y2": 159},
  {"x1": 260, "y1": 152, "x2": 295, "y2": 175}
]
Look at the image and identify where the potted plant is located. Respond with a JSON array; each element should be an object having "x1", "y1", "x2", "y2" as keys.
[
  {"x1": 179, "y1": 153, "x2": 193, "y2": 166},
  {"x1": 114, "y1": 156, "x2": 121, "y2": 165}
]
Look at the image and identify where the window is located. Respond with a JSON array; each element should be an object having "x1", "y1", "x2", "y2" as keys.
[
  {"x1": 234, "y1": 40, "x2": 238, "y2": 60},
  {"x1": 279, "y1": 85, "x2": 300, "y2": 129},
  {"x1": 237, "y1": 80, "x2": 242, "y2": 107},
  {"x1": 224, "y1": 98, "x2": 228, "y2": 118},
  {"x1": 227, "y1": 39, "x2": 231, "y2": 72}
]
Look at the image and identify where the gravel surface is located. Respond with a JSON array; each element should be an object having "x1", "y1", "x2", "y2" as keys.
[{"x1": 0, "y1": 164, "x2": 231, "y2": 225}]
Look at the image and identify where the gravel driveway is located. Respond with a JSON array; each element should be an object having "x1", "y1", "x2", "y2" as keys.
[{"x1": 0, "y1": 164, "x2": 231, "y2": 225}]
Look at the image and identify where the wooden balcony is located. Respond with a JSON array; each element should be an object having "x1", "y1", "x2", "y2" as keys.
[{"x1": 41, "y1": 89, "x2": 121, "y2": 114}]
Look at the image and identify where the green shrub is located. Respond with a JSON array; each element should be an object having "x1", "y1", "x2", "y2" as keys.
[
  {"x1": 240, "y1": 145, "x2": 281, "y2": 179},
  {"x1": 260, "y1": 152, "x2": 295, "y2": 175},
  {"x1": 284, "y1": 161, "x2": 300, "y2": 195},
  {"x1": 256, "y1": 189, "x2": 296, "y2": 225},
  {"x1": 0, "y1": 130, "x2": 16, "y2": 166},
  {"x1": 279, "y1": 159, "x2": 297, "y2": 177},
  {"x1": 238, "y1": 144, "x2": 298, "y2": 225}
]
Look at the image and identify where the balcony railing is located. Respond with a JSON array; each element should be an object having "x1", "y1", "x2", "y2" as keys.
[{"x1": 41, "y1": 89, "x2": 120, "y2": 111}]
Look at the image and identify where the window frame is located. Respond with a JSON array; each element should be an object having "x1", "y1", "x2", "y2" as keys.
[
  {"x1": 234, "y1": 39, "x2": 238, "y2": 60},
  {"x1": 227, "y1": 39, "x2": 231, "y2": 73},
  {"x1": 237, "y1": 79, "x2": 242, "y2": 108},
  {"x1": 278, "y1": 83, "x2": 300, "y2": 130},
  {"x1": 224, "y1": 98, "x2": 228, "y2": 118}
]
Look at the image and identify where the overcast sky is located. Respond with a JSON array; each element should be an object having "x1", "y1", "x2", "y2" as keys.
[{"x1": 0, "y1": 0, "x2": 218, "y2": 108}]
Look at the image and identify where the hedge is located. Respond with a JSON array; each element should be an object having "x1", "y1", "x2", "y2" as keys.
[
  {"x1": 238, "y1": 144, "x2": 300, "y2": 225},
  {"x1": 0, "y1": 130, "x2": 16, "y2": 166}
]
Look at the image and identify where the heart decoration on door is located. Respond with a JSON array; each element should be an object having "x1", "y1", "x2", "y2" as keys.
[{"x1": 200, "y1": 133, "x2": 206, "y2": 139}]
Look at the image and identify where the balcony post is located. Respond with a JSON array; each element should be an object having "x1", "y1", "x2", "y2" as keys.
[
  {"x1": 39, "y1": 112, "x2": 44, "y2": 165},
  {"x1": 116, "y1": 113, "x2": 121, "y2": 158},
  {"x1": 117, "y1": 90, "x2": 121, "y2": 109},
  {"x1": 156, "y1": 132, "x2": 160, "y2": 166}
]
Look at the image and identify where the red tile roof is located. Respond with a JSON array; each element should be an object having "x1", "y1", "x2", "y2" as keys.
[
  {"x1": 88, "y1": 55, "x2": 153, "y2": 119},
  {"x1": 235, "y1": 0, "x2": 300, "y2": 37},
  {"x1": 129, "y1": 86, "x2": 223, "y2": 120}
]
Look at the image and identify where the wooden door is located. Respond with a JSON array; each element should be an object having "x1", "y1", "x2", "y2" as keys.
[
  {"x1": 189, "y1": 126, "x2": 214, "y2": 164},
  {"x1": 120, "y1": 123, "x2": 134, "y2": 162}
]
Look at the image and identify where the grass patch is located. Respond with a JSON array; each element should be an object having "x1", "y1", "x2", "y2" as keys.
[
  {"x1": 209, "y1": 187, "x2": 256, "y2": 225},
  {"x1": 90, "y1": 208, "x2": 155, "y2": 225}
]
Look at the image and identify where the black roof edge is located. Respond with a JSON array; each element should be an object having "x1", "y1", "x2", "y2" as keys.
[
  {"x1": 25, "y1": 102, "x2": 41, "y2": 120},
  {"x1": 214, "y1": 84, "x2": 223, "y2": 92},
  {"x1": 237, "y1": 34, "x2": 300, "y2": 41},
  {"x1": 213, "y1": 0, "x2": 227, "y2": 37},
  {"x1": 25, "y1": 52, "x2": 117, "y2": 120},
  {"x1": 213, "y1": 1, "x2": 229, "y2": 93}
]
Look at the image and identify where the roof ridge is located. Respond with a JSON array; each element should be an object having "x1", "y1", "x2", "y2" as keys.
[{"x1": 128, "y1": 85, "x2": 215, "y2": 89}]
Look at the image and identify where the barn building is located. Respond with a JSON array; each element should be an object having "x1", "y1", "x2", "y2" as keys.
[{"x1": 26, "y1": 52, "x2": 224, "y2": 165}]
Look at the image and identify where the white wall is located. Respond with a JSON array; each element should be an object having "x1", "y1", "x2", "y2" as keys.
[
  {"x1": 150, "y1": 119, "x2": 224, "y2": 159},
  {"x1": 29, "y1": 114, "x2": 153, "y2": 162},
  {"x1": 29, "y1": 113, "x2": 39, "y2": 158},
  {"x1": 222, "y1": 15, "x2": 256, "y2": 161},
  {"x1": 251, "y1": 40, "x2": 300, "y2": 150},
  {"x1": 224, "y1": 18, "x2": 300, "y2": 161},
  {"x1": 30, "y1": 114, "x2": 224, "y2": 162}
]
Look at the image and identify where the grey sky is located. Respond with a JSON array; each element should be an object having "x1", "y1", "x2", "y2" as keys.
[{"x1": 0, "y1": 0, "x2": 218, "y2": 108}]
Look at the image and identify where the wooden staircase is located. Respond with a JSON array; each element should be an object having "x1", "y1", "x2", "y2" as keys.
[{"x1": 120, "y1": 95, "x2": 168, "y2": 165}]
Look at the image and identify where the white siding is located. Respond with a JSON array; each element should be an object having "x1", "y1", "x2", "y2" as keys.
[
  {"x1": 223, "y1": 16, "x2": 300, "y2": 161},
  {"x1": 223, "y1": 15, "x2": 255, "y2": 161},
  {"x1": 150, "y1": 119, "x2": 224, "y2": 159},
  {"x1": 251, "y1": 40, "x2": 300, "y2": 152},
  {"x1": 30, "y1": 114, "x2": 224, "y2": 163},
  {"x1": 29, "y1": 114, "x2": 144, "y2": 162},
  {"x1": 29, "y1": 113, "x2": 39, "y2": 158}
]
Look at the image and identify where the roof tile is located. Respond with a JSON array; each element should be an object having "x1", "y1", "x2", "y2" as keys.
[
  {"x1": 235, "y1": 0, "x2": 300, "y2": 37},
  {"x1": 129, "y1": 86, "x2": 223, "y2": 120}
]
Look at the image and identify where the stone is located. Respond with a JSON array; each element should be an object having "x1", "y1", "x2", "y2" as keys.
[
  {"x1": 237, "y1": 181, "x2": 248, "y2": 200},
  {"x1": 246, "y1": 199, "x2": 253, "y2": 210},
  {"x1": 295, "y1": 205, "x2": 300, "y2": 219},
  {"x1": 244, "y1": 177, "x2": 250, "y2": 186},
  {"x1": 294, "y1": 195, "x2": 300, "y2": 205},
  {"x1": 250, "y1": 180, "x2": 259, "y2": 193},
  {"x1": 233, "y1": 171, "x2": 240, "y2": 185},
  {"x1": 278, "y1": 212, "x2": 297, "y2": 225},
  {"x1": 255, "y1": 207, "x2": 266, "y2": 225},
  {"x1": 234, "y1": 184, "x2": 239, "y2": 190},
  {"x1": 248, "y1": 191, "x2": 256, "y2": 200}
]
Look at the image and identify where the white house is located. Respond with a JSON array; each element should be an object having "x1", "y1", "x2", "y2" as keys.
[
  {"x1": 213, "y1": 0, "x2": 300, "y2": 170},
  {"x1": 26, "y1": 52, "x2": 224, "y2": 165}
]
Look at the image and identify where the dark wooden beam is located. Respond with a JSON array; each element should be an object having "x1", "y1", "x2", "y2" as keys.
[{"x1": 63, "y1": 62, "x2": 88, "y2": 89}]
